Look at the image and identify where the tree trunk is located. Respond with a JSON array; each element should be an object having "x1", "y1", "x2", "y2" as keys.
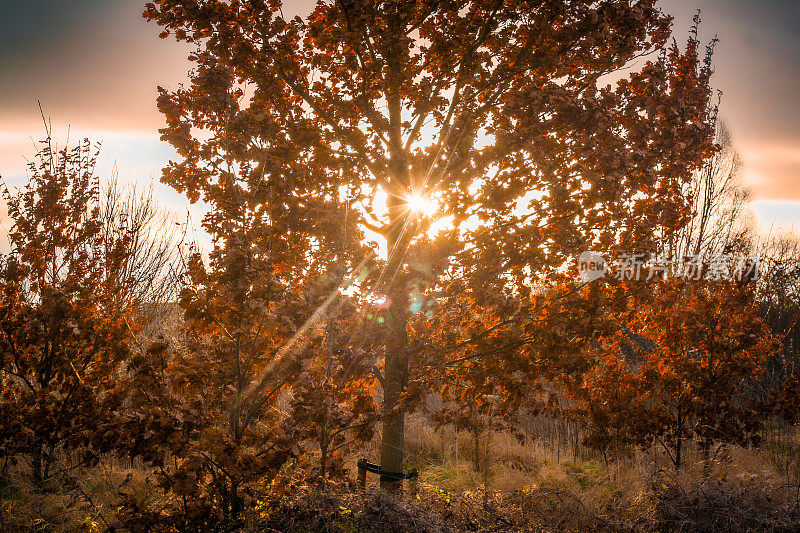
[
  {"x1": 379, "y1": 282, "x2": 409, "y2": 493},
  {"x1": 700, "y1": 441, "x2": 712, "y2": 477},
  {"x1": 31, "y1": 443, "x2": 44, "y2": 485},
  {"x1": 320, "y1": 436, "x2": 328, "y2": 484},
  {"x1": 379, "y1": 193, "x2": 411, "y2": 492},
  {"x1": 378, "y1": 26, "x2": 413, "y2": 484},
  {"x1": 473, "y1": 426, "x2": 481, "y2": 473},
  {"x1": 228, "y1": 480, "x2": 242, "y2": 528},
  {"x1": 379, "y1": 9, "x2": 416, "y2": 489}
]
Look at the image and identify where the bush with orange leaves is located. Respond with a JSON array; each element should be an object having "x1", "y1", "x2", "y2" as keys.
[{"x1": 566, "y1": 276, "x2": 781, "y2": 469}]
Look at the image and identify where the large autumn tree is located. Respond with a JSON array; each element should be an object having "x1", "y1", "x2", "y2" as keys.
[{"x1": 145, "y1": 0, "x2": 716, "y2": 491}]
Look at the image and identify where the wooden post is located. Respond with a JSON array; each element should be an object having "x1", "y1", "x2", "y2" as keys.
[{"x1": 357, "y1": 458, "x2": 367, "y2": 490}]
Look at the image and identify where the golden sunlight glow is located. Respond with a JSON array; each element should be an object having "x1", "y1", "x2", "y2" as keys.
[
  {"x1": 406, "y1": 192, "x2": 439, "y2": 217},
  {"x1": 359, "y1": 187, "x2": 454, "y2": 262}
]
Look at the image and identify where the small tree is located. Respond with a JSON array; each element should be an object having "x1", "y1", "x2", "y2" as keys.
[
  {"x1": 673, "y1": 121, "x2": 753, "y2": 258},
  {"x1": 412, "y1": 287, "x2": 531, "y2": 472},
  {"x1": 570, "y1": 277, "x2": 779, "y2": 469},
  {"x1": 99, "y1": 176, "x2": 187, "y2": 313},
  {"x1": 0, "y1": 134, "x2": 137, "y2": 484},
  {"x1": 287, "y1": 297, "x2": 380, "y2": 483},
  {"x1": 574, "y1": 346, "x2": 656, "y2": 462},
  {"x1": 637, "y1": 277, "x2": 778, "y2": 469},
  {"x1": 115, "y1": 66, "x2": 370, "y2": 520}
]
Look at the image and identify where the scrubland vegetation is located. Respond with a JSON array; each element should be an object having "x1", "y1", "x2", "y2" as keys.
[
  {"x1": 3, "y1": 415, "x2": 800, "y2": 531},
  {"x1": 3, "y1": 1, "x2": 800, "y2": 531}
]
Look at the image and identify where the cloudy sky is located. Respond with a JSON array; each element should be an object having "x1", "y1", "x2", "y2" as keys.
[{"x1": 1, "y1": 0, "x2": 798, "y2": 234}]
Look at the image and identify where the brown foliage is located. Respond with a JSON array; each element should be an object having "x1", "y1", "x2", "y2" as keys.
[
  {"x1": 143, "y1": 0, "x2": 718, "y2": 493},
  {"x1": 0, "y1": 135, "x2": 137, "y2": 484},
  {"x1": 558, "y1": 277, "x2": 780, "y2": 468}
]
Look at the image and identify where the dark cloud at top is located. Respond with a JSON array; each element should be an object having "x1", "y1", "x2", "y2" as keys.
[
  {"x1": 0, "y1": 0, "x2": 103, "y2": 55},
  {"x1": 668, "y1": 0, "x2": 800, "y2": 138},
  {"x1": 0, "y1": 0, "x2": 798, "y2": 205},
  {"x1": 0, "y1": 0, "x2": 191, "y2": 130},
  {"x1": 0, "y1": 0, "x2": 321, "y2": 130}
]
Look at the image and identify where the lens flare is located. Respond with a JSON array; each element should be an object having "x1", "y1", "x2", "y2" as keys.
[{"x1": 406, "y1": 192, "x2": 438, "y2": 217}]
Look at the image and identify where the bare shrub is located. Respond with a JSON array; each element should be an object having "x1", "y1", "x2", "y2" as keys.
[{"x1": 649, "y1": 469, "x2": 800, "y2": 532}]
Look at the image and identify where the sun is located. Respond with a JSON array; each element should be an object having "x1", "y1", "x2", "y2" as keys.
[{"x1": 406, "y1": 192, "x2": 438, "y2": 217}]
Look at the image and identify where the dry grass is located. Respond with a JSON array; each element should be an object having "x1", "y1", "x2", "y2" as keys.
[
  {"x1": 0, "y1": 458, "x2": 163, "y2": 533},
  {"x1": 388, "y1": 416, "x2": 800, "y2": 531},
  {"x1": 3, "y1": 418, "x2": 800, "y2": 531}
]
